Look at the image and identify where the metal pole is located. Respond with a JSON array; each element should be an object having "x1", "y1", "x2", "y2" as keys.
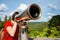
[
  {"x1": 19, "y1": 21, "x2": 29, "y2": 40},
  {"x1": 21, "y1": 27, "x2": 28, "y2": 40}
]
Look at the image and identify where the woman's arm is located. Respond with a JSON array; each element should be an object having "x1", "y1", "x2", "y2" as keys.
[
  {"x1": 6, "y1": 22, "x2": 17, "y2": 37},
  {"x1": 6, "y1": 16, "x2": 29, "y2": 37}
]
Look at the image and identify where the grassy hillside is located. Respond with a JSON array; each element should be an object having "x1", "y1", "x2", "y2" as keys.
[
  {"x1": 28, "y1": 22, "x2": 48, "y2": 31},
  {"x1": 28, "y1": 22, "x2": 60, "y2": 38},
  {"x1": 28, "y1": 22, "x2": 49, "y2": 37}
]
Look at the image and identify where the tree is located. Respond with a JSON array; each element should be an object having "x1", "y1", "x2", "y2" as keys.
[
  {"x1": 0, "y1": 15, "x2": 8, "y2": 30},
  {"x1": 8, "y1": 16, "x2": 11, "y2": 20},
  {"x1": 48, "y1": 15, "x2": 60, "y2": 30},
  {"x1": 48, "y1": 15, "x2": 60, "y2": 38},
  {"x1": 4, "y1": 15, "x2": 7, "y2": 22}
]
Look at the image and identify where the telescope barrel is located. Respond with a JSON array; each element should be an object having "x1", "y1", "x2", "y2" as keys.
[{"x1": 15, "y1": 4, "x2": 41, "y2": 21}]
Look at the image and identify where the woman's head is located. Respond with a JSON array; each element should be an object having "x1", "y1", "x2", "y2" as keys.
[{"x1": 12, "y1": 12, "x2": 19, "y2": 21}]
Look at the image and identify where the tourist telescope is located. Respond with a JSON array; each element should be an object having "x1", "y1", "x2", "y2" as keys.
[{"x1": 14, "y1": 3, "x2": 41, "y2": 40}]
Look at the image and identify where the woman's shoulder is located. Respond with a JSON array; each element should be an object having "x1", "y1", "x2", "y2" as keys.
[
  {"x1": 4, "y1": 20, "x2": 12, "y2": 26},
  {"x1": 4, "y1": 20, "x2": 13, "y2": 28}
]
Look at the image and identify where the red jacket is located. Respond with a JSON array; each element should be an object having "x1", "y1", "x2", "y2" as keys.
[{"x1": 3, "y1": 20, "x2": 19, "y2": 40}]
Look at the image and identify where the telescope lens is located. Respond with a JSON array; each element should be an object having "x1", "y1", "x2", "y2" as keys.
[{"x1": 30, "y1": 6, "x2": 39, "y2": 18}]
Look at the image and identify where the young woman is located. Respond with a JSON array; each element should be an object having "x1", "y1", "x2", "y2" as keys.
[{"x1": 2, "y1": 12, "x2": 29, "y2": 40}]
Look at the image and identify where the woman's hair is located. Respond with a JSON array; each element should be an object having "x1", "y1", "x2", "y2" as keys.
[{"x1": 12, "y1": 12, "x2": 19, "y2": 20}]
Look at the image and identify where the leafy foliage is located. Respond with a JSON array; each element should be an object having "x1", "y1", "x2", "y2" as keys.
[
  {"x1": 47, "y1": 15, "x2": 60, "y2": 38},
  {"x1": 0, "y1": 15, "x2": 11, "y2": 30},
  {"x1": 48, "y1": 15, "x2": 60, "y2": 29}
]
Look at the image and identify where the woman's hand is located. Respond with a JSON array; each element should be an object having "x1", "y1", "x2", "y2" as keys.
[
  {"x1": 17, "y1": 17, "x2": 29, "y2": 28},
  {"x1": 16, "y1": 16, "x2": 29, "y2": 22},
  {"x1": 12, "y1": 20, "x2": 17, "y2": 26}
]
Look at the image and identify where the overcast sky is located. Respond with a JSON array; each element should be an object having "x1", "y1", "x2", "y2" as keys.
[{"x1": 0, "y1": 0, "x2": 60, "y2": 22}]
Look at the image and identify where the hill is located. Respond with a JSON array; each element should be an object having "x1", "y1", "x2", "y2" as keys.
[{"x1": 28, "y1": 22, "x2": 48, "y2": 31}]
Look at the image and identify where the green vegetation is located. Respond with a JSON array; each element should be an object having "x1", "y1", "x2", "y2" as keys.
[
  {"x1": 28, "y1": 15, "x2": 60, "y2": 38},
  {"x1": 28, "y1": 22, "x2": 60, "y2": 38},
  {"x1": 0, "y1": 15, "x2": 60, "y2": 38},
  {"x1": 0, "y1": 16, "x2": 11, "y2": 30}
]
